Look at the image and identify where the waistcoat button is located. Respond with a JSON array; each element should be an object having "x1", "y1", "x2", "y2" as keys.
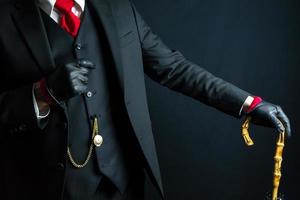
[
  {"x1": 86, "y1": 91, "x2": 93, "y2": 98},
  {"x1": 75, "y1": 43, "x2": 82, "y2": 50}
]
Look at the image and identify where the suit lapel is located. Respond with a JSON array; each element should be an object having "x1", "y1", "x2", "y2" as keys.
[
  {"x1": 88, "y1": 0, "x2": 124, "y2": 93},
  {"x1": 11, "y1": 0, "x2": 56, "y2": 75}
]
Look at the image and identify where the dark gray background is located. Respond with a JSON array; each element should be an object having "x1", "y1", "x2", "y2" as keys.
[{"x1": 131, "y1": 0, "x2": 300, "y2": 199}]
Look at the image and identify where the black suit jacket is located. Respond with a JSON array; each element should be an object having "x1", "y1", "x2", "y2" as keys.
[{"x1": 0, "y1": 0, "x2": 250, "y2": 199}]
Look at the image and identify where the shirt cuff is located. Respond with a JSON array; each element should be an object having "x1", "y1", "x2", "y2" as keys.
[
  {"x1": 32, "y1": 85, "x2": 51, "y2": 121},
  {"x1": 239, "y1": 96, "x2": 254, "y2": 116}
]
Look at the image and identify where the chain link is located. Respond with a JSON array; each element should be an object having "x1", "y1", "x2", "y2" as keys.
[{"x1": 67, "y1": 117, "x2": 99, "y2": 168}]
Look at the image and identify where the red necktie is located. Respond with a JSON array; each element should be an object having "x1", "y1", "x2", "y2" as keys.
[
  {"x1": 54, "y1": 0, "x2": 81, "y2": 37},
  {"x1": 35, "y1": 0, "x2": 82, "y2": 104}
]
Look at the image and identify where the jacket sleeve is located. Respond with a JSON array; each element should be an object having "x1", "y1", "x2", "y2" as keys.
[
  {"x1": 130, "y1": 3, "x2": 251, "y2": 118},
  {"x1": 0, "y1": 84, "x2": 40, "y2": 137}
]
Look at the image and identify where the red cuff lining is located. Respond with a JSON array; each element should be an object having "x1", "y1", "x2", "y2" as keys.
[
  {"x1": 247, "y1": 96, "x2": 263, "y2": 113},
  {"x1": 38, "y1": 79, "x2": 56, "y2": 106}
]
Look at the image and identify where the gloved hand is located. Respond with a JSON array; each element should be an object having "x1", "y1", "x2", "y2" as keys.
[
  {"x1": 46, "y1": 59, "x2": 95, "y2": 102},
  {"x1": 247, "y1": 101, "x2": 291, "y2": 137}
]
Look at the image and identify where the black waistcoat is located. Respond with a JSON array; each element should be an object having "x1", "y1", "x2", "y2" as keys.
[{"x1": 40, "y1": 4, "x2": 142, "y2": 199}]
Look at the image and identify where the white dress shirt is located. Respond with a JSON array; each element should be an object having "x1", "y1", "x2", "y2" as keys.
[
  {"x1": 33, "y1": 0, "x2": 85, "y2": 123},
  {"x1": 37, "y1": 0, "x2": 85, "y2": 22}
]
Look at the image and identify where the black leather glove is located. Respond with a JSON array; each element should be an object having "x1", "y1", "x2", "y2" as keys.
[
  {"x1": 46, "y1": 59, "x2": 95, "y2": 102},
  {"x1": 247, "y1": 101, "x2": 291, "y2": 137}
]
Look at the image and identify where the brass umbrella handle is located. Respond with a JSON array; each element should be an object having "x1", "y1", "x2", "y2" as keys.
[{"x1": 241, "y1": 117, "x2": 286, "y2": 200}]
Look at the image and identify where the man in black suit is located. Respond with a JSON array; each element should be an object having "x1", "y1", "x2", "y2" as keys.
[{"x1": 0, "y1": 0, "x2": 291, "y2": 199}]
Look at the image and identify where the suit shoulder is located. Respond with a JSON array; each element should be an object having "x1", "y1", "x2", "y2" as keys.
[
  {"x1": 106, "y1": 0, "x2": 133, "y2": 11},
  {"x1": 107, "y1": 0, "x2": 135, "y2": 18}
]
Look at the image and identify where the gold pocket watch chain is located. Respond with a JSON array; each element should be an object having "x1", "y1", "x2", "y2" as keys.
[{"x1": 67, "y1": 117, "x2": 103, "y2": 168}]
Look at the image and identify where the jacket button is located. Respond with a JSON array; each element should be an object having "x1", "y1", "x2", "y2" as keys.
[
  {"x1": 56, "y1": 163, "x2": 65, "y2": 170},
  {"x1": 18, "y1": 124, "x2": 27, "y2": 132}
]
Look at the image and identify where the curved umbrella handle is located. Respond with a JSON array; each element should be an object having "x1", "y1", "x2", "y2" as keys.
[
  {"x1": 241, "y1": 117, "x2": 286, "y2": 200},
  {"x1": 242, "y1": 117, "x2": 254, "y2": 146}
]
